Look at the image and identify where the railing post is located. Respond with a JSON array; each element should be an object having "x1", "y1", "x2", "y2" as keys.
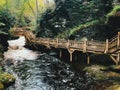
[
  {"x1": 67, "y1": 40, "x2": 70, "y2": 48},
  {"x1": 55, "y1": 38, "x2": 59, "y2": 48},
  {"x1": 105, "y1": 39, "x2": 109, "y2": 53},
  {"x1": 117, "y1": 32, "x2": 120, "y2": 48},
  {"x1": 83, "y1": 39, "x2": 87, "y2": 53},
  {"x1": 117, "y1": 52, "x2": 120, "y2": 63},
  {"x1": 48, "y1": 38, "x2": 50, "y2": 45}
]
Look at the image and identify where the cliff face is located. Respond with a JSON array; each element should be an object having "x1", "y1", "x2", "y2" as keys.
[{"x1": 37, "y1": 0, "x2": 120, "y2": 40}]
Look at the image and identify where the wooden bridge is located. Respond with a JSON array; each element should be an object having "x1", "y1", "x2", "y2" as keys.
[{"x1": 12, "y1": 27, "x2": 120, "y2": 65}]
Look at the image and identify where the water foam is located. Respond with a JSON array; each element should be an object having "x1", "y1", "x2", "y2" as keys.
[{"x1": 4, "y1": 36, "x2": 39, "y2": 64}]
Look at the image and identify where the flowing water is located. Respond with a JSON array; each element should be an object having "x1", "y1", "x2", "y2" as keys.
[{"x1": 3, "y1": 37, "x2": 95, "y2": 90}]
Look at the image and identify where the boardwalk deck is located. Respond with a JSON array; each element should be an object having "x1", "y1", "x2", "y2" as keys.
[{"x1": 12, "y1": 27, "x2": 120, "y2": 64}]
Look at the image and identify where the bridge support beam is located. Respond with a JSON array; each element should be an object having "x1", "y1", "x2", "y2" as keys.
[
  {"x1": 68, "y1": 49, "x2": 75, "y2": 62},
  {"x1": 87, "y1": 55, "x2": 90, "y2": 64},
  {"x1": 117, "y1": 32, "x2": 120, "y2": 48},
  {"x1": 46, "y1": 45, "x2": 51, "y2": 49},
  {"x1": 110, "y1": 55, "x2": 119, "y2": 65},
  {"x1": 117, "y1": 52, "x2": 120, "y2": 63},
  {"x1": 59, "y1": 49, "x2": 62, "y2": 58},
  {"x1": 86, "y1": 53, "x2": 90, "y2": 64},
  {"x1": 110, "y1": 52, "x2": 120, "y2": 65}
]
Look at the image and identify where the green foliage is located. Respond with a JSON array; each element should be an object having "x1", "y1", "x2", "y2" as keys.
[
  {"x1": 57, "y1": 20, "x2": 100, "y2": 39},
  {"x1": 69, "y1": 20, "x2": 99, "y2": 36},
  {"x1": 0, "y1": 8, "x2": 15, "y2": 34},
  {"x1": 0, "y1": 73, "x2": 15, "y2": 83},
  {"x1": 0, "y1": 0, "x2": 54, "y2": 31},
  {"x1": 37, "y1": 0, "x2": 113, "y2": 38},
  {"x1": 0, "y1": 82, "x2": 4, "y2": 90},
  {"x1": 107, "y1": 6, "x2": 120, "y2": 17},
  {"x1": 0, "y1": 8, "x2": 16, "y2": 47},
  {"x1": 0, "y1": 44, "x2": 3, "y2": 52},
  {"x1": 106, "y1": 5, "x2": 120, "y2": 38},
  {"x1": 0, "y1": 0, "x2": 117, "y2": 40},
  {"x1": 0, "y1": 66, "x2": 15, "y2": 90}
]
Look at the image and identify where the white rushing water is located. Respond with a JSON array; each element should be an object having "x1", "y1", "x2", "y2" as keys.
[{"x1": 4, "y1": 36, "x2": 39, "y2": 65}]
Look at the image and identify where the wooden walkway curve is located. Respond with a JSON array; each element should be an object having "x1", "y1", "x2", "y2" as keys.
[{"x1": 12, "y1": 27, "x2": 120, "y2": 65}]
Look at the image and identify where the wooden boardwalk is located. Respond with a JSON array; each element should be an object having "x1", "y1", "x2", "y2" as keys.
[{"x1": 12, "y1": 27, "x2": 120, "y2": 65}]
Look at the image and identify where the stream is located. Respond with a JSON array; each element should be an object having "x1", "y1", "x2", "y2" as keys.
[{"x1": 3, "y1": 36, "x2": 95, "y2": 90}]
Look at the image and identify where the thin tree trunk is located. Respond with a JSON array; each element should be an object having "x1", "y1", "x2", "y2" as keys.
[
  {"x1": 6, "y1": 0, "x2": 8, "y2": 9},
  {"x1": 27, "y1": 0, "x2": 36, "y2": 16},
  {"x1": 35, "y1": 0, "x2": 39, "y2": 34},
  {"x1": 36, "y1": 0, "x2": 39, "y2": 24}
]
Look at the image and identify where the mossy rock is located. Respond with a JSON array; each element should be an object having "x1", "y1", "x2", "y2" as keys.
[
  {"x1": 84, "y1": 65, "x2": 107, "y2": 80},
  {"x1": 0, "y1": 73, "x2": 15, "y2": 84},
  {"x1": 106, "y1": 85, "x2": 120, "y2": 90},
  {"x1": 0, "y1": 82, "x2": 4, "y2": 90}
]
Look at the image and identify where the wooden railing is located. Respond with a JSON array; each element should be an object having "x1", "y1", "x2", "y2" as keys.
[
  {"x1": 108, "y1": 32, "x2": 120, "y2": 53},
  {"x1": 108, "y1": 35, "x2": 118, "y2": 49},
  {"x1": 12, "y1": 27, "x2": 120, "y2": 54},
  {"x1": 34, "y1": 37, "x2": 106, "y2": 54},
  {"x1": 12, "y1": 28, "x2": 36, "y2": 41}
]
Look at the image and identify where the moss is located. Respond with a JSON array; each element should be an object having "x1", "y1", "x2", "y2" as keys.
[
  {"x1": 0, "y1": 82, "x2": 4, "y2": 90},
  {"x1": 57, "y1": 20, "x2": 100, "y2": 39},
  {"x1": 0, "y1": 44, "x2": 3, "y2": 52},
  {"x1": 106, "y1": 6, "x2": 120, "y2": 24},
  {"x1": 0, "y1": 73, "x2": 15, "y2": 89},
  {"x1": 107, "y1": 6, "x2": 120, "y2": 17},
  {"x1": 0, "y1": 73, "x2": 15, "y2": 84},
  {"x1": 84, "y1": 65, "x2": 107, "y2": 80},
  {"x1": 107, "y1": 85, "x2": 120, "y2": 90},
  {"x1": 68, "y1": 20, "x2": 99, "y2": 36},
  {"x1": 84, "y1": 65, "x2": 120, "y2": 83}
]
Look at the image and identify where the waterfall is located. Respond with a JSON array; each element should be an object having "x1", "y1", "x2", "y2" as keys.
[{"x1": 3, "y1": 36, "x2": 39, "y2": 65}]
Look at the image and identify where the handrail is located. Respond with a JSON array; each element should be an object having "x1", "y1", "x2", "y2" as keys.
[
  {"x1": 109, "y1": 35, "x2": 118, "y2": 43},
  {"x1": 12, "y1": 28, "x2": 120, "y2": 54}
]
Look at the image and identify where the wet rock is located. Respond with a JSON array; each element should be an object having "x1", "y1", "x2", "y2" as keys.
[
  {"x1": 106, "y1": 85, "x2": 120, "y2": 90},
  {"x1": 0, "y1": 82, "x2": 4, "y2": 90},
  {"x1": 0, "y1": 69, "x2": 15, "y2": 90},
  {"x1": 3, "y1": 59, "x2": 14, "y2": 66},
  {"x1": 0, "y1": 73, "x2": 15, "y2": 84},
  {"x1": 84, "y1": 65, "x2": 120, "y2": 90}
]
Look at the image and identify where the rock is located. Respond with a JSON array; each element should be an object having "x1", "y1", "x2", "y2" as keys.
[
  {"x1": 106, "y1": 85, "x2": 120, "y2": 90},
  {"x1": 0, "y1": 82, "x2": 4, "y2": 90},
  {"x1": 0, "y1": 73, "x2": 15, "y2": 84}
]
